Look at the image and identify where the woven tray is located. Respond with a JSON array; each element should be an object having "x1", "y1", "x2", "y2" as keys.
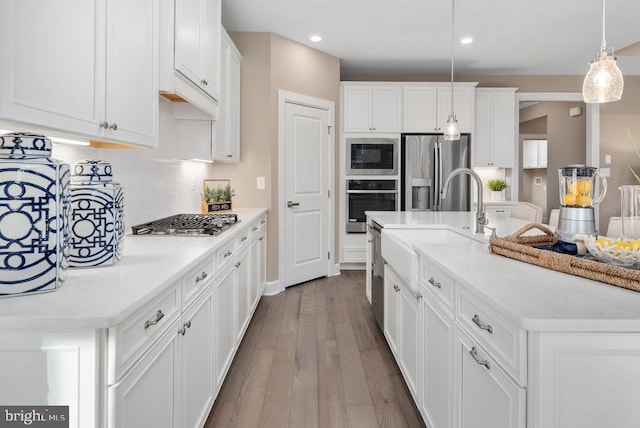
[{"x1": 489, "y1": 223, "x2": 640, "y2": 293}]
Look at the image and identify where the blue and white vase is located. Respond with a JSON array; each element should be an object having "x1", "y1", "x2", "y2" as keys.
[
  {"x1": 0, "y1": 132, "x2": 70, "y2": 296},
  {"x1": 69, "y1": 160, "x2": 124, "y2": 268}
]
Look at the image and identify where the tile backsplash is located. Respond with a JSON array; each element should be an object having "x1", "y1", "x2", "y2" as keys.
[{"x1": 51, "y1": 100, "x2": 214, "y2": 230}]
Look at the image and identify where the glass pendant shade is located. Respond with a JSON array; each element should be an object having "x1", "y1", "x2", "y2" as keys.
[
  {"x1": 583, "y1": 47, "x2": 624, "y2": 103},
  {"x1": 443, "y1": 114, "x2": 461, "y2": 141}
]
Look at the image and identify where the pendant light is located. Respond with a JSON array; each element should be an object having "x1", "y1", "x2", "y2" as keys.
[
  {"x1": 443, "y1": 0, "x2": 460, "y2": 141},
  {"x1": 582, "y1": 0, "x2": 624, "y2": 103}
]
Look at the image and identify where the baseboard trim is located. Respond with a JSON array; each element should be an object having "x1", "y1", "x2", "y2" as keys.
[
  {"x1": 263, "y1": 279, "x2": 284, "y2": 296},
  {"x1": 340, "y1": 262, "x2": 366, "y2": 271}
]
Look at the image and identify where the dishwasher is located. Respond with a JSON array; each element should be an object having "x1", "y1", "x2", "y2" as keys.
[{"x1": 370, "y1": 221, "x2": 384, "y2": 329}]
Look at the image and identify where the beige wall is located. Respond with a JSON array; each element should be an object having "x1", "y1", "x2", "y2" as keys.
[{"x1": 218, "y1": 32, "x2": 340, "y2": 282}]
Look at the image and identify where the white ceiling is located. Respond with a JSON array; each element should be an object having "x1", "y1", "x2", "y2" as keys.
[{"x1": 221, "y1": 0, "x2": 640, "y2": 76}]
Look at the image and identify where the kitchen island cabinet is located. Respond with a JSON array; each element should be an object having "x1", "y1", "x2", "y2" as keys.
[
  {"x1": 0, "y1": 208, "x2": 267, "y2": 428},
  {"x1": 367, "y1": 211, "x2": 640, "y2": 428},
  {"x1": 0, "y1": 0, "x2": 159, "y2": 148}
]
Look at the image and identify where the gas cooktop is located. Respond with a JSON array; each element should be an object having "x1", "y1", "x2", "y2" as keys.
[{"x1": 131, "y1": 213, "x2": 239, "y2": 236}]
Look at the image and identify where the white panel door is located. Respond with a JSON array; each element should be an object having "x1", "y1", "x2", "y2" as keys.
[{"x1": 284, "y1": 102, "x2": 329, "y2": 287}]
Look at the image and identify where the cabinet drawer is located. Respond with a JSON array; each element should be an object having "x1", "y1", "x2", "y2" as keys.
[
  {"x1": 216, "y1": 240, "x2": 235, "y2": 272},
  {"x1": 456, "y1": 287, "x2": 527, "y2": 385},
  {"x1": 109, "y1": 281, "x2": 181, "y2": 383},
  {"x1": 236, "y1": 227, "x2": 251, "y2": 251},
  {"x1": 182, "y1": 257, "x2": 215, "y2": 307},
  {"x1": 420, "y1": 259, "x2": 455, "y2": 315},
  {"x1": 487, "y1": 206, "x2": 511, "y2": 216}
]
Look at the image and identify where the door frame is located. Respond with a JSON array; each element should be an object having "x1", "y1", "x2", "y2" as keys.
[{"x1": 277, "y1": 90, "x2": 336, "y2": 289}]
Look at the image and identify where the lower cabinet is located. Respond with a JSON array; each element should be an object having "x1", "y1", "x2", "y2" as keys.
[
  {"x1": 109, "y1": 324, "x2": 180, "y2": 428},
  {"x1": 455, "y1": 326, "x2": 526, "y2": 428},
  {"x1": 215, "y1": 261, "x2": 236, "y2": 389},
  {"x1": 420, "y1": 294, "x2": 455, "y2": 428},
  {"x1": 234, "y1": 245, "x2": 251, "y2": 342},
  {"x1": 250, "y1": 226, "x2": 266, "y2": 310},
  {"x1": 384, "y1": 266, "x2": 420, "y2": 400}
]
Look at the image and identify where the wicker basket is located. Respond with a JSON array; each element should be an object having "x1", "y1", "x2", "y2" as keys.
[{"x1": 489, "y1": 223, "x2": 640, "y2": 293}]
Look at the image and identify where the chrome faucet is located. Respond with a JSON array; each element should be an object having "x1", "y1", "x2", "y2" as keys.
[{"x1": 441, "y1": 167, "x2": 487, "y2": 233}]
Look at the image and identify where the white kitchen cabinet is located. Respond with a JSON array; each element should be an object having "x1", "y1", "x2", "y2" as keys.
[
  {"x1": 473, "y1": 88, "x2": 517, "y2": 168},
  {"x1": 342, "y1": 84, "x2": 402, "y2": 132},
  {"x1": 384, "y1": 266, "x2": 420, "y2": 401},
  {"x1": 403, "y1": 84, "x2": 477, "y2": 133},
  {"x1": 484, "y1": 204, "x2": 512, "y2": 217},
  {"x1": 179, "y1": 286, "x2": 215, "y2": 428},
  {"x1": 159, "y1": 0, "x2": 219, "y2": 117},
  {"x1": 0, "y1": 0, "x2": 158, "y2": 147},
  {"x1": 110, "y1": 323, "x2": 180, "y2": 428},
  {"x1": 215, "y1": 263, "x2": 236, "y2": 388},
  {"x1": 234, "y1": 240, "x2": 252, "y2": 342},
  {"x1": 250, "y1": 220, "x2": 267, "y2": 310},
  {"x1": 455, "y1": 326, "x2": 526, "y2": 428},
  {"x1": 522, "y1": 139, "x2": 548, "y2": 169},
  {"x1": 214, "y1": 28, "x2": 242, "y2": 162},
  {"x1": 174, "y1": 0, "x2": 220, "y2": 101},
  {"x1": 0, "y1": 330, "x2": 99, "y2": 428},
  {"x1": 420, "y1": 289, "x2": 455, "y2": 428}
]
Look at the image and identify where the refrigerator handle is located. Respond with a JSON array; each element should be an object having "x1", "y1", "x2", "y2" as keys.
[{"x1": 434, "y1": 142, "x2": 440, "y2": 210}]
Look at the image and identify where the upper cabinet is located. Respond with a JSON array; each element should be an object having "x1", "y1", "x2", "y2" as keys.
[
  {"x1": 522, "y1": 139, "x2": 548, "y2": 169},
  {"x1": 403, "y1": 83, "x2": 477, "y2": 133},
  {"x1": 159, "y1": 0, "x2": 221, "y2": 117},
  {"x1": 0, "y1": 0, "x2": 159, "y2": 148},
  {"x1": 473, "y1": 88, "x2": 517, "y2": 168},
  {"x1": 213, "y1": 28, "x2": 241, "y2": 162},
  {"x1": 342, "y1": 84, "x2": 402, "y2": 133}
]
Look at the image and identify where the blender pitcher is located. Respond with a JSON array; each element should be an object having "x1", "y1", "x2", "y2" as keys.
[{"x1": 556, "y1": 165, "x2": 607, "y2": 242}]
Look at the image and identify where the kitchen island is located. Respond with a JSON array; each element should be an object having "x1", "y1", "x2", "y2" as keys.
[
  {"x1": 0, "y1": 208, "x2": 267, "y2": 428},
  {"x1": 367, "y1": 211, "x2": 640, "y2": 428}
]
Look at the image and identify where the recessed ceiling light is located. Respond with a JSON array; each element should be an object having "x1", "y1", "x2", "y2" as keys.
[
  {"x1": 309, "y1": 35, "x2": 322, "y2": 43},
  {"x1": 460, "y1": 37, "x2": 474, "y2": 45}
]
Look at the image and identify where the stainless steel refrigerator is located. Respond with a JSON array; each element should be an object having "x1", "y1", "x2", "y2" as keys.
[{"x1": 400, "y1": 134, "x2": 471, "y2": 211}]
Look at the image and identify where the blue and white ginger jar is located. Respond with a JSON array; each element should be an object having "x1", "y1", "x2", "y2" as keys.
[
  {"x1": 0, "y1": 132, "x2": 70, "y2": 296},
  {"x1": 69, "y1": 160, "x2": 124, "y2": 268}
]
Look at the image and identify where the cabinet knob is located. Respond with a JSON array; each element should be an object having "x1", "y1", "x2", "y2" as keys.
[
  {"x1": 99, "y1": 121, "x2": 109, "y2": 129},
  {"x1": 178, "y1": 326, "x2": 186, "y2": 336},
  {"x1": 393, "y1": 284, "x2": 400, "y2": 292},
  {"x1": 227, "y1": 154, "x2": 233, "y2": 158},
  {"x1": 109, "y1": 123, "x2": 118, "y2": 131},
  {"x1": 235, "y1": 261, "x2": 241, "y2": 268},
  {"x1": 185, "y1": 320, "x2": 192, "y2": 329}
]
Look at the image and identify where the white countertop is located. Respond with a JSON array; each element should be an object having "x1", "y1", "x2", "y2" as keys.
[
  {"x1": 0, "y1": 208, "x2": 267, "y2": 329},
  {"x1": 367, "y1": 210, "x2": 640, "y2": 332}
]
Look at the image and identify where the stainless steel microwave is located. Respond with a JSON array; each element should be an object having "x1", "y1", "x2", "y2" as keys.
[{"x1": 346, "y1": 137, "x2": 398, "y2": 175}]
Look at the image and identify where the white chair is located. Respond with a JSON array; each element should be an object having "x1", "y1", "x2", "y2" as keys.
[
  {"x1": 606, "y1": 216, "x2": 622, "y2": 238},
  {"x1": 548, "y1": 209, "x2": 559, "y2": 227},
  {"x1": 510, "y1": 202, "x2": 544, "y2": 223}
]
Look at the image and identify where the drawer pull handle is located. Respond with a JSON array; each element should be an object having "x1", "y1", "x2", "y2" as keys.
[
  {"x1": 259, "y1": 237, "x2": 264, "y2": 241},
  {"x1": 223, "y1": 250, "x2": 232, "y2": 258},
  {"x1": 470, "y1": 346, "x2": 490, "y2": 370},
  {"x1": 241, "y1": 236, "x2": 247, "y2": 242},
  {"x1": 428, "y1": 277, "x2": 441, "y2": 289},
  {"x1": 178, "y1": 326, "x2": 186, "y2": 335},
  {"x1": 185, "y1": 320, "x2": 191, "y2": 329},
  {"x1": 144, "y1": 310, "x2": 165, "y2": 329},
  {"x1": 252, "y1": 226, "x2": 258, "y2": 231},
  {"x1": 393, "y1": 284, "x2": 400, "y2": 292},
  {"x1": 416, "y1": 293, "x2": 422, "y2": 301},
  {"x1": 472, "y1": 314, "x2": 493, "y2": 334},
  {"x1": 195, "y1": 272, "x2": 208, "y2": 284},
  {"x1": 261, "y1": 220, "x2": 266, "y2": 224}
]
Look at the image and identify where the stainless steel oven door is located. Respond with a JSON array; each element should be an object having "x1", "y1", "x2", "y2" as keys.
[{"x1": 346, "y1": 190, "x2": 397, "y2": 233}]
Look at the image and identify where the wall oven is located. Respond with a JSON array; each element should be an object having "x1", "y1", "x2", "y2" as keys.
[
  {"x1": 346, "y1": 137, "x2": 398, "y2": 175},
  {"x1": 346, "y1": 179, "x2": 397, "y2": 233}
]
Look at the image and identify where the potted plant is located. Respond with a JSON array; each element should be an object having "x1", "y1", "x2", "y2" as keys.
[
  {"x1": 202, "y1": 180, "x2": 236, "y2": 213},
  {"x1": 488, "y1": 179, "x2": 507, "y2": 201}
]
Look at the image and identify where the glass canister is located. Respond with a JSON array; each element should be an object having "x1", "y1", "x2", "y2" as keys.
[
  {"x1": 0, "y1": 132, "x2": 70, "y2": 296},
  {"x1": 619, "y1": 185, "x2": 640, "y2": 240},
  {"x1": 558, "y1": 165, "x2": 607, "y2": 207},
  {"x1": 69, "y1": 160, "x2": 124, "y2": 268}
]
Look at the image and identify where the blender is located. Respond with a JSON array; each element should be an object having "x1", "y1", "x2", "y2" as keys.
[{"x1": 556, "y1": 165, "x2": 607, "y2": 242}]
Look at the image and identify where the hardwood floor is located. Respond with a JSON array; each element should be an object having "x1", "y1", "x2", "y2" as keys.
[{"x1": 205, "y1": 271, "x2": 425, "y2": 428}]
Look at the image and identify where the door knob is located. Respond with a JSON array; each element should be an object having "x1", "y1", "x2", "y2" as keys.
[{"x1": 287, "y1": 201, "x2": 300, "y2": 208}]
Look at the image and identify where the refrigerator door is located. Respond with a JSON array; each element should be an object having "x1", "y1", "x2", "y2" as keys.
[
  {"x1": 437, "y1": 135, "x2": 470, "y2": 211},
  {"x1": 403, "y1": 135, "x2": 438, "y2": 211}
]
